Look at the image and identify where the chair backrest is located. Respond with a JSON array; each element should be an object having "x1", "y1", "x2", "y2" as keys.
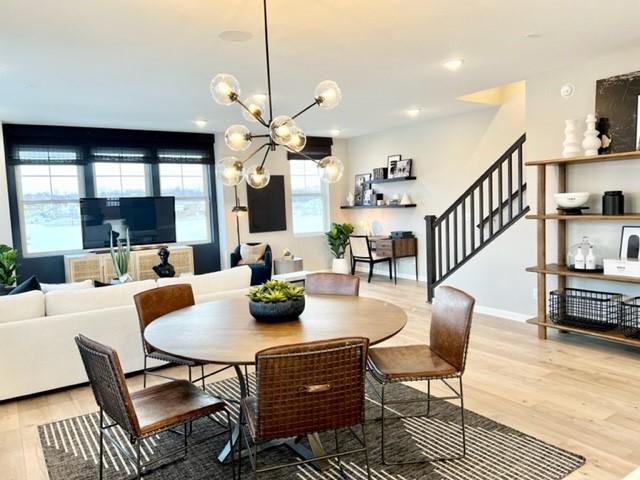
[
  {"x1": 75, "y1": 334, "x2": 140, "y2": 437},
  {"x1": 254, "y1": 337, "x2": 369, "y2": 441},
  {"x1": 134, "y1": 284, "x2": 195, "y2": 354},
  {"x1": 349, "y1": 235, "x2": 371, "y2": 259},
  {"x1": 305, "y1": 273, "x2": 360, "y2": 296},
  {"x1": 430, "y1": 286, "x2": 475, "y2": 373}
]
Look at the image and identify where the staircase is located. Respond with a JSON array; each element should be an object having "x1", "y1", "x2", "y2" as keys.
[{"x1": 425, "y1": 134, "x2": 529, "y2": 301}]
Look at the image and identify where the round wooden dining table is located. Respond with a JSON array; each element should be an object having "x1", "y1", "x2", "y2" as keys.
[{"x1": 144, "y1": 294, "x2": 407, "y2": 466}]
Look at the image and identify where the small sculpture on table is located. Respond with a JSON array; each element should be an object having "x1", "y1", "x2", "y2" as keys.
[{"x1": 153, "y1": 247, "x2": 176, "y2": 278}]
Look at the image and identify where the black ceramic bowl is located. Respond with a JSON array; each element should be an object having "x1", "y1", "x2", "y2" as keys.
[{"x1": 249, "y1": 297, "x2": 306, "y2": 322}]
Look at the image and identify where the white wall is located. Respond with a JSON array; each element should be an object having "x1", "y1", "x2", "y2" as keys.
[
  {"x1": 0, "y1": 124, "x2": 12, "y2": 246},
  {"x1": 343, "y1": 84, "x2": 536, "y2": 315},
  {"x1": 526, "y1": 43, "x2": 640, "y2": 298},
  {"x1": 215, "y1": 135, "x2": 346, "y2": 271}
]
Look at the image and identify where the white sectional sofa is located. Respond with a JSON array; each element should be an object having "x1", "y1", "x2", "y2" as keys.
[{"x1": 0, "y1": 266, "x2": 252, "y2": 401}]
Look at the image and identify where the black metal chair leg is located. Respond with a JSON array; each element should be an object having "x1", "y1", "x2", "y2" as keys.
[
  {"x1": 380, "y1": 382, "x2": 387, "y2": 464},
  {"x1": 99, "y1": 409, "x2": 104, "y2": 480},
  {"x1": 361, "y1": 423, "x2": 372, "y2": 480},
  {"x1": 143, "y1": 356, "x2": 148, "y2": 388},
  {"x1": 368, "y1": 262, "x2": 373, "y2": 283},
  {"x1": 388, "y1": 259, "x2": 392, "y2": 280},
  {"x1": 459, "y1": 377, "x2": 467, "y2": 457},
  {"x1": 201, "y1": 365, "x2": 206, "y2": 390},
  {"x1": 334, "y1": 429, "x2": 346, "y2": 479},
  {"x1": 427, "y1": 380, "x2": 431, "y2": 417},
  {"x1": 135, "y1": 440, "x2": 142, "y2": 480}
]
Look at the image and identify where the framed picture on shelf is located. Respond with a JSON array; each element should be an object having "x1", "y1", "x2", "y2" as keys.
[
  {"x1": 363, "y1": 189, "x2": 375, "y2": 206},
  {"x1": 354, "y1": 173, "x2": 371, "y2": 206},
  {"x1": 387, "y1": 154, "x2": 401, "y2": 177},
  {"x1": 620, "y1": 226, "x2": 640, "y2": 260},
  {"x1": 393, "y1": 158, "x2": 412, "y2": 178}
]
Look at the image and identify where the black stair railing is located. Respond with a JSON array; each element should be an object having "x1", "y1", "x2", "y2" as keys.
[{"x1": 425, "y1": 133, "x2": 529, "y2": 301}]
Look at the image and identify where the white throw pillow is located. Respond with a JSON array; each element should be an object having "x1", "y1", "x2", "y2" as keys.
[
  {"x1": 0, "y1": 290, "x2": 45, "y2": 323},
  {"x1": 45, "y1": 279, "x2": 157, "y2": 316},
  {"x1": 239, "y1": 243, "x2": 266, "y2": 264},
  {"x1": 40, "y1": 279, "x2": 94, "y2": 293},
  {"x1": 157, "y1": 266, "x2": 252, "y2": 296}
]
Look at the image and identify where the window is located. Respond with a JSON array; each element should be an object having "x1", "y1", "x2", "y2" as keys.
[
  {"x1": 16, "y1": 163, "x2": 83, "y2": 255},
  {"x1": 289, "y1": 160, "x2": 327, "y2": 234},
  {"x1": 94, "y1": 162, "x2": 148, "y2": 197},
  {"x1": 159, "y1": 164, "x2": 211, "y2": 242}
]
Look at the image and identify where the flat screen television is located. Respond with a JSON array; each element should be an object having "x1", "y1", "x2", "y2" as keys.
[{"x1": 80, "y1": 196, "x2": 176, "y2": 249}]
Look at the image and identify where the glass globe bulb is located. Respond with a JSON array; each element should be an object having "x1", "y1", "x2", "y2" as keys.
[
  {"x1": 269, "y1": 115, "x2": 297, "y2": 145},
  {"x1": 224, "y1": 124, "x2": 252, "y2": 152},
  {"x1": 314, "y1": 80, "x2": 342, "y2": 109},
  {"x1": 285, "y1": 126, "x2": 307, "y2": 153},
  {"x1": 245, "y1": 164, "x2": 271, "y2": 189},
  {"x1": 242, "y1": 95, "x2": 267, "y2": 123},
  {"x1": 215, "y1": 156, "x2": 245, "y2": 187},
  {"x1": 210, "y1": 73, "x2": 241, "y2": 106},
  {"x1": 318, "y1": 156, "x2": 344, "y2": 183}
]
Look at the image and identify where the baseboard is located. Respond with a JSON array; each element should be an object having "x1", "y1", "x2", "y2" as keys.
[
  {"x1": 471, "y1": 305, "x2": 532, "y2": 322},
  {"x1": 354, "y1": 265, "x2": 426, "y2": 282}
]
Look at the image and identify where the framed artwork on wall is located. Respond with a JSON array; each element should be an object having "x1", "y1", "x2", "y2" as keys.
[
  {"x1": 247, "y1": 175, "x2": 287, "y2": 233},
  {"x1": 387, "y1": 154, "x2": 401, "y2": 177},
  {"x1": 595, "y1": 70, "x2": 640, "y2": 153}
]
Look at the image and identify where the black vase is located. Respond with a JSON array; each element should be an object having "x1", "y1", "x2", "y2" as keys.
[{"x1": 249, "y1": 297, "x2": 305, "y2": 322}]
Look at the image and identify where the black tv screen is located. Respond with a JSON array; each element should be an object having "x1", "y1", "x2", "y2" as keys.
[{"x1": 80, "y1": 197, "x2": 176, "y2": 249}]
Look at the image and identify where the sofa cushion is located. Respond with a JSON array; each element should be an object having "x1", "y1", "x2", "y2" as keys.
[
  {"x1": 45, "y1": 279, "x2": 156, "y2": 316},
  {"x1": 41, "y1": 279, "x2": 94, "y2": 293},
  {"x1": 239, "y1": 243, "x2": 266, "y2": 264},
  {"x1": 0, "y1": 290, "x2": 45, "y2": 323},
  {"x1": 157, "y1": 266, "x2": 252, "y2": 296},
  {"x1": 8, "y1": 275, "x2": 41, "y2": 295}
]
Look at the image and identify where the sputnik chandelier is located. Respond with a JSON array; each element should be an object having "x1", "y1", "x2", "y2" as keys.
[{"x1": 210, "y1": 0, "x2": 344, "y2": 189}]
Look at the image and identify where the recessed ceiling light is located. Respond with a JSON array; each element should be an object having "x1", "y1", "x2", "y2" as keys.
[
  {"x1": 193, "y1": 119, "x2": 208, "y2": 128},
  {"x1": 218, "y1": 30, "x2": 253, "y2": 42},
  {"x1": 524, "y1": 32, "x2": 541, "y2": 39},
  {"x1": 330, "y1": 129, "x2": 341, "y2": 137},
  {"x1": 407, "y1": 108, "x2": 422, "y2": 118},
  {"x1": 443, "y1": 58, "x2": 464, "y2": 72}
]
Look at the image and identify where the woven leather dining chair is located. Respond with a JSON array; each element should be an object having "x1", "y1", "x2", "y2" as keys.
[
  {"x1": 240, "y1": 337, "x2": 372, "y2": 479},
  {"x1": 367, "y1": 286, "x2": 475, "y2": 465},
  {"x1": 134, "y1": 284, "x2": 230, "y2": 389},
  {"x1": 74, "y1": 334, "x2": 234, "y2": 480},
  {"x1": 305, "y1": 272, "x2": 360, "y2": 296}
]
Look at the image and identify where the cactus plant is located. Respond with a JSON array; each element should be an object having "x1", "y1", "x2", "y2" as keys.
[{"x1": 110, "y1": 229, "x2": 131, "y2": 279}]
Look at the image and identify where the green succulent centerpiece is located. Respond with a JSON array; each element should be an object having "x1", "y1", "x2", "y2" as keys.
[{"x1": 248, "y1": 280, "x2": 306, "y2": 322}]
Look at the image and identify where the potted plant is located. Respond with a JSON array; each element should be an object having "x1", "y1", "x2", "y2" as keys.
[
  {"x1": 325, "y1": 222, "x2": 354, "y2": 274},
  {"x1": 110, "y1": 229, "x2": 132, "y2": 283},
  {"x1": 0, "y1": 244, "x2": 17, "y2": 296},
  {"x1": 248, "y1": 279, "x2": 306, "y2": 322}
]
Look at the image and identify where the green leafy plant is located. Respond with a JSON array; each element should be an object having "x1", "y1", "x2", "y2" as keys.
[
  {"x1": 0, "y1": 244, "x2": 17, "y2": 286},
  {"x1": 110, "y1": 229, "x2": 131, "y2": 278},
  {"x1": 325, "y1": 222, "x2": 354, "y2": 258},
  {"x1": 248, "y1": 280, "x2": 305, "y2": 303}
]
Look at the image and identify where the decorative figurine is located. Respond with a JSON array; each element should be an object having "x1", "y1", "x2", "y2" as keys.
[
  {"x1": 562, "y1": 119, "x2": 581, "y2": 158},
  {"x1": 153, "y1": 247, "x2": 176, "y2": 278},
  {"x1": 582, "y1": 113, "x2": 602, "y2": 156}
]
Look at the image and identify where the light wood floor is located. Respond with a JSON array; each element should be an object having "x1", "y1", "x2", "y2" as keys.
[{"x1": 2, "y1": 275, "x2": 640, "y2": 479}]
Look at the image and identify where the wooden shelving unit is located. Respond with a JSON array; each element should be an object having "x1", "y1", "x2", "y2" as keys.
[
  {"x1": 340, "y1": 204, "x2": 417, "y2": 209},
  {"x1": 527, "y1": 150, "x2": 640, "y2": 347},
  {"x1": 364, "y1": 176, "x2": 416, "y2": 185}
]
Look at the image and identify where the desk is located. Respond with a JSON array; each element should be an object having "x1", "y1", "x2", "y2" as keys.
[{"x1": 369, "y1": 236, "x2": 418, "y2": 284}]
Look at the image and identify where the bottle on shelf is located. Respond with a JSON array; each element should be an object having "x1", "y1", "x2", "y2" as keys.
[
  {"x1": 574, "y1": 242, "x2": 585, "y2": 270},
  {"x1": 586, "y1": 244, "x2": 596, "y2": 270}
]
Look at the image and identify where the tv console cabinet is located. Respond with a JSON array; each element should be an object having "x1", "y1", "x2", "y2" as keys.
[{"x1": 64, "y1": 245, "x2": 194, "y2": 283}]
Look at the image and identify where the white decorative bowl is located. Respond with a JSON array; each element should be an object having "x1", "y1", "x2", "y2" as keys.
[{"x1": 554, "y1": 192, "x2": 590, "y2": 209}]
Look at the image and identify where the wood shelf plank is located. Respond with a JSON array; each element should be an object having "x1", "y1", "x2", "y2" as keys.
[
  {"x1": 526, "y1": 318, "x2": 640, "y2": 347},
  {"x1": 364, "y1": 176, "x2": 416, "y2": 185},
  {"x1": 525, "y1": 150, "x2": 640, "y2": 166},
  {"x1": 526, "y1": 263, "x2": 640, "y2": 284},
  {"x1": 526, "y1": 213, "x2": 640, "y2": 221},
  {"x1": 340, "y1": 204, "x2": 417, "y2": 209}
]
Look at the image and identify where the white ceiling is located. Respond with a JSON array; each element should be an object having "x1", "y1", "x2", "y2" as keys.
[{"x1": 1, "y1": 0, "x2": 640, "y2": 138}]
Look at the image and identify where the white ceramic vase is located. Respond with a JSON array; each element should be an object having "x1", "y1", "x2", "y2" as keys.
[
  {"x1": 346, "y1": 192, "x2": 355, "y2": 207},
  {"x1": 582, "y1": 114, "x2": 601, "y2": 156},
  {"x1": 562, "y1": 119, "x2": 581, "y2": 158},
  {"x1": 332, "y1": 258, "x2": 351, "y2": 274}
]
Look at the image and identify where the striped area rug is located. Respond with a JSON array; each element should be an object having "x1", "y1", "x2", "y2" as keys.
[{"x1": 39, "y1": 375, "x2": 584, "y2": 479}]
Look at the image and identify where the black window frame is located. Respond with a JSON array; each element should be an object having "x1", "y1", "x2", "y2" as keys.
[{"x1": 3, "y1": 123, "x2": 221, "y2": 283}]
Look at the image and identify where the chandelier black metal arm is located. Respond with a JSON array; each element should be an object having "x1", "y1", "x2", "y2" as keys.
[
  {"x1": 262, "y1": 0, "x2": 274, "y2": 123},
  {"x1": 240, "y1": 142, "x2": 271, "y2": 164},
  {"x1": 234, "y1": 96, "x2": 270, "y2": 127},
  {"x1": 291, "y1": 99, "x2": 321, "y2": 120}
]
